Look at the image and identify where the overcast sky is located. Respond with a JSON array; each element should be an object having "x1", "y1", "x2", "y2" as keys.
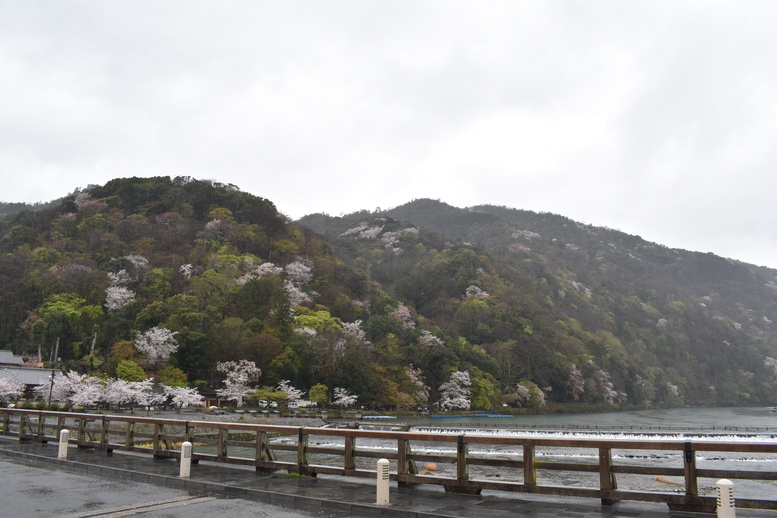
[{"x1": 2, "y1": 1, "x2": 777, "y2": 268}]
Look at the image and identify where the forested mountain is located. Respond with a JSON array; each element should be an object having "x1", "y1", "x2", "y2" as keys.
[
  {"x1": 2, "y1": 179, "x2": 776, "y2": 410},
  {"x1": 299, "y1": 199, "x2": 777, "y2": 408},
  {"x1": 1, "y1": 200, "x2": 62, "y2": 218}
]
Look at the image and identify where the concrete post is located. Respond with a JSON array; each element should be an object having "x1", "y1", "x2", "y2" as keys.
[
  {"x1": 376, "y1": 458, "x2": 390, "y2": 506},
  {"x1": 716, "y1": 479, "x2": 735, "y2": 518},
  {"x1": 58, "y1": 429, "x2": 69, "y2": 459},
  {"x1": 180, "y1": 441, "x2": 193, "y2": 478}
]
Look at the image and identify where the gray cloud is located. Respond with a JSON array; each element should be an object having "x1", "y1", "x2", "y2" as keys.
[{"x1": 2, "y1": 1, "x2": 777, "y2": 267}]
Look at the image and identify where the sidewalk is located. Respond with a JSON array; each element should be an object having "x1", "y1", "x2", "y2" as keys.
[{"x1": 0, "y1": 437, "x2": 772, "y2": 518}]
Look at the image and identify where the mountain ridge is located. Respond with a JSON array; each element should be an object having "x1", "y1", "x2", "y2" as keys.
[{"x1": 1, "y1": 180, "x2": 775, "y2": 410}]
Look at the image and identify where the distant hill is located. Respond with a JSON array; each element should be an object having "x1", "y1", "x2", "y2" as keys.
[
  {"x1": 2, "y1": 180, "x2": 776, "y2": 410},
  {"x1": 0, "y1": 200, "x2": 62, "y2": 218},
  {"x1": 298, "y1": 199, "x2": 777, "y2": 407}
]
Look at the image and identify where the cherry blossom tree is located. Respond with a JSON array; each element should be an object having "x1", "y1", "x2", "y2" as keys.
[
  {"x1": 567, "y1": 364, "x2": 585, "y2": 401},
  {"x1": 340, "y1": 223, "x2": 383, "y2": 239},
  {"x1": 334, "y1": 320, "x2": 371, "y2": 355},
  {"x1": 277, "y1": 379, "x2": 304, "y2": 404},
  {"x1": 381, "y1": 227, "x2": 419, "y2": 253},
  {"x1": 179, "y1": 263, "x2": 194, "y2": 280},
  {"x1": 107, "y1": 269, "x2": 132, "y2": 286},
  {"x1": 439, "y1": 371, "x2": 471, "y2": 411},
  {"x1": 392, "y1": 305, "x2": 415, "y2": 328},
  {"x1": 71, "y1": 376, "x2": 105, "y2": 408},
  {"x1": 465, "y1": 285, "x2": 489, "y2": 300},
  {"x1": 405, "y1": 365, "x2": 429, "y2": 403},
  {"x1": 34, "y1": 370, "x2": 85, "y2": 404},
  {"x1": 134, "y1": 327, "x2": 179, "y2": 368},
  {"x1": 284, "y1": 257, "x2": 314, "y2": 285},
  {"x1": 513, "y1": 380, "x2": 546, "y2": 408},
  {"x1": 237, "y1": 262, "x2": 283, "y2": 285},
  {"x1": 103, "y1": 379, "x2": 133, "y2": 409},
  {"x1": 588, "y1": 360, "x2": 626, "y2": 404},
  {"x1": 165, "y1": 386, "x2": 205, "y2": 411},
  {"x1": 105, "y1": 286, "x2": 136, "y2": 312},
  {"x1": 418, "y1": 329, "x2": 445, "y2": 348},
  {"x1": 333, "y1": 387, "x2": 358, "y2": 408},
  {"x1": 216, "y1": 360, "x2": 261, "y2": 407},
  {"x1": 280, "y1": 257, "x2": 317, "y2": 310},
  {"x1": 284, "y1": 280, "x2": 314, "y2": 308},
  {"x1": 0, "y1": 371, "x2": 24, "y2": 402},
  {"x1": 128, "y1": 379, "x2": 167, "y2": 412}
]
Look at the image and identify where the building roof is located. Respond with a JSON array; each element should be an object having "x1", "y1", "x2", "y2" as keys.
[
  {"x1": 0, "y1": 366, "x2": 62, "y2": 386},
  {"x1": 0, "y1": 350, "x2": 24, "y2": 366}
]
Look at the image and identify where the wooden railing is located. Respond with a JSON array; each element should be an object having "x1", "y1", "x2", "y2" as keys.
[{"x1": 2, "y1": 408, "x2": 776, "y2": 513}]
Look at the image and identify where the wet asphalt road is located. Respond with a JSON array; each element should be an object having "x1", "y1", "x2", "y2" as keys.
[{"x1": 0, "y1": 459, "x2": 341, "y2": 518}]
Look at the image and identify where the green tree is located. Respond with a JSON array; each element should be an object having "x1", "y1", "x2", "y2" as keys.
[
  {"x1": 156, "y1": 366, "x2": 188, "y2": 388},
  {"x1": 309, "y1": 383, "x2": 328, "y2": 407},
  {"x1": 470, "y1": 368, "x2": 499, "y2": 410},
  {"x1": 35, "y1": 293, "x2": 103, "y2": 361},
  {"x1": 115, "y1": 360, "x2": 147, "y2": 382}
]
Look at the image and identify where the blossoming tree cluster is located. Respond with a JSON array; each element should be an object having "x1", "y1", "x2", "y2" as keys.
[
  {"x1": 0, "y1": 370, "x2": 25, "y2": 402},
  {"x1": 32, "y1": 370, "x2": 203, "y2": 412},
  {"x1": 134, "y1": 327, "x2": 179, "y2": 368},
  {"x1": 216, "y1": 360, "x2": 261, "y2": 407},
  {"x1": 438, "y1": 371, "x2": 471, "y2": 410},
  {"x1": 333, "y1": 387, "x2": 358, "y2": 408}
]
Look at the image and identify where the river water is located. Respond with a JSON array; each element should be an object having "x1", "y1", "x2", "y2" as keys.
[
  {"x1": 295, "y1": 407, "x2": 777, "y2": 499},
  {"x1": 401, "y1": 406, "x2": 777, "y2": 432},
  {"x1": 197, "y1": 407, "x2": 776, "y2": 499}
]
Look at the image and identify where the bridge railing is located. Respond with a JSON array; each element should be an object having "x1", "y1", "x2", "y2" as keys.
[{"x1": 2, "y1": 408, "x2": 776, "y2": 513}]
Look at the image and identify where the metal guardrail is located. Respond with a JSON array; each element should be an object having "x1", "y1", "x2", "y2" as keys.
[{"x1": 2, "y1": 408, "x2": 776, "y2": 513}]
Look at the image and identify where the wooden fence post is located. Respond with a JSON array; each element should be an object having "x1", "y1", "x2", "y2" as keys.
[
  {"x1": 153, "y1": 423, "x2": 161, "y2": 452},
  {"x1": 124, "y1": 421, "x2": 134, "y2": 448},
  {"x1": 18, "y1": 414, "x2": 27, "y2": 441},
  {"x1": 344, "y1": 435, "x2": 356, "y2": 471},
  {"x1": 523, "y1": 444, "x2": 536, "y2": 486},
  {"x1": 599, "y1": 447, "x2": 619, "y2": 505},
  {"x1": 77, "y1": 417, "x2": 86, "y2": 445},
  {"x1": 683, "y1": 441, "x2": 698, "y2": 497},
  {"x1": 36, "y1": 412, "x2": 45, "y2": 439},
  {"x1": 397, "y1": 438, "x2": 417, "y2": 487},
  {"x1": 217, "y1": 427, "x2": 227, "y2": 458},
  {"x1": 456, "y1": 435, "x2": 469, "y2": 481},
  {"x1": 296, "y1": 427, "x2": 313, "y2": 476}
]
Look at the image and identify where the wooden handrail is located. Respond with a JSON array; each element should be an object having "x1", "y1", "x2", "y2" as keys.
[{"x1": 1, "y1": 408, "x2": 776, "y2": 512}]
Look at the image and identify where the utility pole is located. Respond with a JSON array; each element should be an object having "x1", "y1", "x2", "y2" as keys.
[{"x1": 47, "y1": 370, "x2": 56, "y2": 409}]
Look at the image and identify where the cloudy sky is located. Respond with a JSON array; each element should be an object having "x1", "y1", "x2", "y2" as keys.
[{"x1": 2, "y1": 1, "x2": 777, "y2": 268}]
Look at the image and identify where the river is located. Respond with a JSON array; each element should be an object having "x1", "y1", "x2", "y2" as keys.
[
  {"x1": 327, "y1": 406, "x2": 777, "y2": 499},
  {"x1": 199, "y1": 406, "x2": 777, "y2": 499},
  {"x1": 393, "y1": 405, "x2": 777, "y2": 432}
]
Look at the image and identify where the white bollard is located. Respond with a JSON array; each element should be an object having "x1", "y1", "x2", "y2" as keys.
[
  {"x1": 716, "y1": 478, "x2": 736, "y2": 518},
  {"x1": 58, "y1": 429, "x2": 69, "y2": 459},
  {"x1": 179, "y1": 441, "x2": 193, "y2": 478},
  {"x1": 376, "y1": 458, "x2": 390, "y2": 506}
]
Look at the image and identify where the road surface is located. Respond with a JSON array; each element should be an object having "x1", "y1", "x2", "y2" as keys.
[{"x1": 1, "y1": 459, "x2": 344, "y2": 517}]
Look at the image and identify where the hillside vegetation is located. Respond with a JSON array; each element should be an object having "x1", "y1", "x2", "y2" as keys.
[
  {"x1": 2, "y1": 179, "x2": 777, "y2": 410},
  {"x1": 300, "y1": 199, "x2": 777, "y2": 408}
]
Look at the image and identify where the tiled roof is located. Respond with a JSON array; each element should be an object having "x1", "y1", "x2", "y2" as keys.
[
  {"x1": 0, "y1": 350, "x2": 24, "y2": 366},
  {"x1": 0, "y1": 367, "x2": 62, "y2": 386}
]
